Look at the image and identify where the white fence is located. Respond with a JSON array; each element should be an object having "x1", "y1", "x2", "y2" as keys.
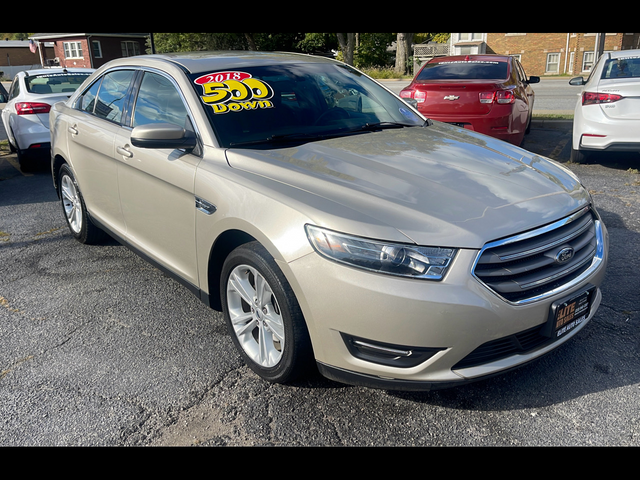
[
  {"x1": 0, "y1": 64, "x2": 44, "y2": 81},
  {"x1": 413, "y1": 43, "x2": 451, "y2": 73}
]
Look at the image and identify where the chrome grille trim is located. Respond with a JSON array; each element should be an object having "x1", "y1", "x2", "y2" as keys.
[{"x1": 472, "y1": 206, "x2": 604, "y2": 305}]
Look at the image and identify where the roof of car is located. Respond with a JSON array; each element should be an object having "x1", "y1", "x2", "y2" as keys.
[
  {"x1": 429, "y1": 54, "x2": 512, "y2": 63},
  {"x1": 123, "y1": 51, "x2": 341, "y2": 74},
  {"x1": 606, "y1": 48, "x2": 640, "y2": 59},
  {"x1": 20, "y1": 67, "x2": 94, "y2": 77}
]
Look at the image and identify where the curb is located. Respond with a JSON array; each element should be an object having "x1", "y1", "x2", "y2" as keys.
[{"x1": 531, "y1": 119, "x2": 573, "y2": 131}]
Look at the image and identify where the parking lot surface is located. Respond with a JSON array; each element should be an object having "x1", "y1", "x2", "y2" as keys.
[{"x1": 1, "y1": 122, "x2": 639, "y2": 446}]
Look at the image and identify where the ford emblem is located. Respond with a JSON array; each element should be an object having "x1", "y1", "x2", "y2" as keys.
[{"x1": 556, "y1": 247, "x2": 575, "y2": 264}]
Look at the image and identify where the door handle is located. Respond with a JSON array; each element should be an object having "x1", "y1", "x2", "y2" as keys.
[
  {"x1": 68, "y1": 125, "x2": 78, "y2": 135},
  {"x1": 116, "y1": 146, "x2": 133, "y2": 158}
]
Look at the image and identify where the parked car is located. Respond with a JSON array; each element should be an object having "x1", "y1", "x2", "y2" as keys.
[
  {"x1": 400, "y1": 54, "x2": 539, "y2": 146},
  {"x1": 50, "y1": 52, "x2": 607, "y2": 391},
  {"x1": 0, "y1": 82, "x2": 8, "y2": 103},
  {"x1": 1, "y1": 68, "x2": 93, "y2": 170},
  {"x1": 569, "y1": 49, "x2": 640, "y2": 163}
]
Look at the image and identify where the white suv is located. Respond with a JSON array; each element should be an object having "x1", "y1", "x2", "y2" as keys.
[{"x1": 569, "y1": 49, "x2": 640, "y2": 163}]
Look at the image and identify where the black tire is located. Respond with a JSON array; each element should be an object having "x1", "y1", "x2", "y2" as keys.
[
  {"x1": 525, "y1": 113, "x2": 532, "y2": 134},
  {"x1": 58, "y1": 164, "x2": 107, "y2": 244},
  {"x1": 221, "y1": 241, "x2": 314, "y2": 384},
  {"x1": 10, "y1": 128, "x2": 34, "y2": 172},
  {"x1": 570, "y1": 147, "x2": 590, "y2": 164},
  {"x1": 16, "y1": 148, "x2": 36, "y2": 173}
]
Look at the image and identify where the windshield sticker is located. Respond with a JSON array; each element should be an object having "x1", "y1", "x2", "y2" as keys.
[
  {"x1": 194, "y1": 71, "x2": 275, "y2": 114},
  {"x1": 438, "y1": 61, "x2": 500, "y2": 65}
]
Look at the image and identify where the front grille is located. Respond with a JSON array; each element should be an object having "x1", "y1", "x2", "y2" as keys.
[
  {"x1": 473, "y1": 206, "x2": 601, "y2": 304},
  {"x1": 453, "y1": 324, "x2": 549, "y2": 370}
]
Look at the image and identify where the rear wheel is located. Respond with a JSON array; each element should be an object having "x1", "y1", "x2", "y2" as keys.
[
  {"x1": 570, "y1": 147, "x2": 590, "y2": 164},
  {"x1": 10, "y1": 128, "x2": 34, "y2": 172},
  {"x1": 221, "y1": 242, "x2": 314, "y2": 384},
  {"x1": 58, "y1": 164, "x2": 106, "y2": 244}
]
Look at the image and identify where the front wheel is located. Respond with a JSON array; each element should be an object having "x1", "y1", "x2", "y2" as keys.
[
  {"x1": 58, "y1": 164, "x2": 106, "y2": 244},
  {"x1": 221, "y1": 242, "x2": 314, "y2": 384}
]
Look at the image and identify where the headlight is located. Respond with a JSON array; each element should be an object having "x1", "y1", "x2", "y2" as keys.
[{"x1": 305, "y1": 225, "x2": 457, "y2": 281}]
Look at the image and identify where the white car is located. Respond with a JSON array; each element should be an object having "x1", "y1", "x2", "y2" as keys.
[
  {"x1": 1, "y1": 68, "x2": 93, "y2": 170},
  {"x1": 569, "y1": 49, "x2": 640, "y2": 163}
]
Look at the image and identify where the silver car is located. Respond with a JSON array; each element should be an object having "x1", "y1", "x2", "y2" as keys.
[
  {"x1": 49, "y1": 52, "x2": 608, "y2": 390},
  {"x1": 2, "y1": 68, "x2": 93, "y2": 171}
]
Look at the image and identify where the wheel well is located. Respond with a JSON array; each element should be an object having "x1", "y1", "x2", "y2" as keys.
[
  {"x1": 52, "y1": 155, "x2": 67, "y2": 197},
  {"x1": 207, "y1": 229, "x2": 256, "y2": 311}
]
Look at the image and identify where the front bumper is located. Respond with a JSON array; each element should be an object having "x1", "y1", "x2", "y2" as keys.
[{"x1": 287, "y1": 220, "x2": 608, "y2": 391}]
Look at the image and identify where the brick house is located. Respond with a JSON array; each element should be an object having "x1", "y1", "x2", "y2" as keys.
[
  {"x1": 28, "y1": 33, "x2": 149, "y2": 69},
  {"x1": 448, "y1": 33, "x2": 640, "y2": 77},
  {"x1": 0, "y1": 40, "x2": 55, "y2": 76}
]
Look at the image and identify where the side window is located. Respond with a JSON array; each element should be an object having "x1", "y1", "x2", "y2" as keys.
[
  {"x1": 79, "y1": 78, "x2": 102, "y2": 113},
  {"x1": 132, "y1": 72, "x2": 189, "y2": 129},
  {"x1": 93, "y1": 70, "x2": 135, "y2": 124},
  {"x1": 9, "y1": 78, "x2": 20, "y2": 100}
]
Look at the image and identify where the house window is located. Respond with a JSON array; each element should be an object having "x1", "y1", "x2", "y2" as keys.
[
  {"x1": 546, "y1": 53, "x2": 560, "y2": 73},
  {"x1": 91, "y1": 40, "x2": 102, "y2": 58},
  {"x1": 64, "y1": 41, "x2": 83, "y2": 59},
  {"x1": 582, "y1": 51, "x2": 595, "y2": 72},
  {"x1": 121, "y1": 41, "x2": 140, "y2": 57},
  {"x1": 569, "y1": 52, "x2": 575, "y2": 74},
  {"x1": 459, "y1": 33, "x2": 483, "y2": 41}
]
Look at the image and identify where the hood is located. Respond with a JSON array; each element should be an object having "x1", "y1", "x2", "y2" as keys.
[{"x1": 225, "y1": 123, "x2": 589, "y2": 249}]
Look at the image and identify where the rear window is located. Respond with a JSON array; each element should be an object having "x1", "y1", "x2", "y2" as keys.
[
  {"x1": 25, "y1": 72, "x2": 91, "y2": 95},
  {"x1": 416, "y1": 61, "x2": 509, "y2": 81},
  {"x1": 601, "y1": 56, "x2": 640, "y2": 79}
]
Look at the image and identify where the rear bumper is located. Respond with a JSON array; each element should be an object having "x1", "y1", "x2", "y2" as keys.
[
  {"x1": 425, "y1": 109, "x2": 525, "y2": 145},
  {"x1": 12, "y1": 114, "x2": 51, "y2": 150},
  {"x1": 573, "y1": 105, "x2": 640, "y2": 152}
]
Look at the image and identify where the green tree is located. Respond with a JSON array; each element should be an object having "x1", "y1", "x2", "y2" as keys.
[{"x1": 354, "y1": 33, "x2": 395, "y2": 68}]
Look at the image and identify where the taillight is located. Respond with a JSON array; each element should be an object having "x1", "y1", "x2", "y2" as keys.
[
  {"x1": 582, "y1": 92, "x2": 624, "y2": 106},
  {"x1": 399, "y1": 89, "x2": 426, "y2": 103},
  {"x1": 480, "y1": 90, "x2": 515, "y2": 104},
  {"x1": 479, "y1": 92, "x2": 495, "y2": 104},
  {"x1": 16, "y1": 102, "x2": 52, "y2": 115},
  {"x1": 496, "y1": 90, "x2": 515, "y2": 104}
]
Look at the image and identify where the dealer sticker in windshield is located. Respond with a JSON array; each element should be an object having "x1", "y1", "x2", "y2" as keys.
[{"x1": 194, "y1": 71, "x2": 275, "y2": 114}]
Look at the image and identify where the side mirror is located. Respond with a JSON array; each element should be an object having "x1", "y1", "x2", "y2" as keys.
[
  {"x1": 527, "y1": 76, "x2": 540, "y2": 84},
  {"x1": 402, "y1": 98, "x2": 418, "y2": 108},
  {"x1": 130, "y1": 123, "x2": 197, "y2": 150},
  {"x1": 569, "y1": 77, "x2": 586, "y2": 86}
]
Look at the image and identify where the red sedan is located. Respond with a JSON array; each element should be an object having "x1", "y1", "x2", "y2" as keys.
[{"x1": 400, "y1": 55, "x2": 540, "y2": 145}]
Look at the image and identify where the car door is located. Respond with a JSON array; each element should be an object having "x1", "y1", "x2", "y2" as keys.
[
  {"x1": 510, "y1": 59, "x2": 530, "y2": 133},
  {"x1": 114, "y1": 69, "x2": 201, "y2": 287},
  {"x1": 63, "y1": 69, "x2": 137, "y2": 237},
  {"x1": 1, "y1": 76, "x2": 20, "y2": 145}
]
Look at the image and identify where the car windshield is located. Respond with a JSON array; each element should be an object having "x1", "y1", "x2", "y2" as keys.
[
  {"x1": 189, "y1": 62, "x2": 424, "y2": 148},
  {"x1": 601, "y1": 56, "x2": 640, "y2": 79},
  {"x1": 25, "y1": 72, "x2": 91, "y2": 95},
  {"x1": 416, "y1": 60, "x2": 509, "y2": 81}
]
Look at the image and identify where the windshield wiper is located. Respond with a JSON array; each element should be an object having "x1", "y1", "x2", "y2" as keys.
[{"x1": 229, "y1": 131, "x2": 342, "y2": 147}]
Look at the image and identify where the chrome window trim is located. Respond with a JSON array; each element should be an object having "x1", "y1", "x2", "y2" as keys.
[{"x1": 471, "y1": 206, "x2": 605, "y2": 305}]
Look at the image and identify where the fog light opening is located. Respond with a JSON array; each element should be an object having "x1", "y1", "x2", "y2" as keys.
[{"x1": 341, "y1": 333, "x2": 444, "y2": 368}]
